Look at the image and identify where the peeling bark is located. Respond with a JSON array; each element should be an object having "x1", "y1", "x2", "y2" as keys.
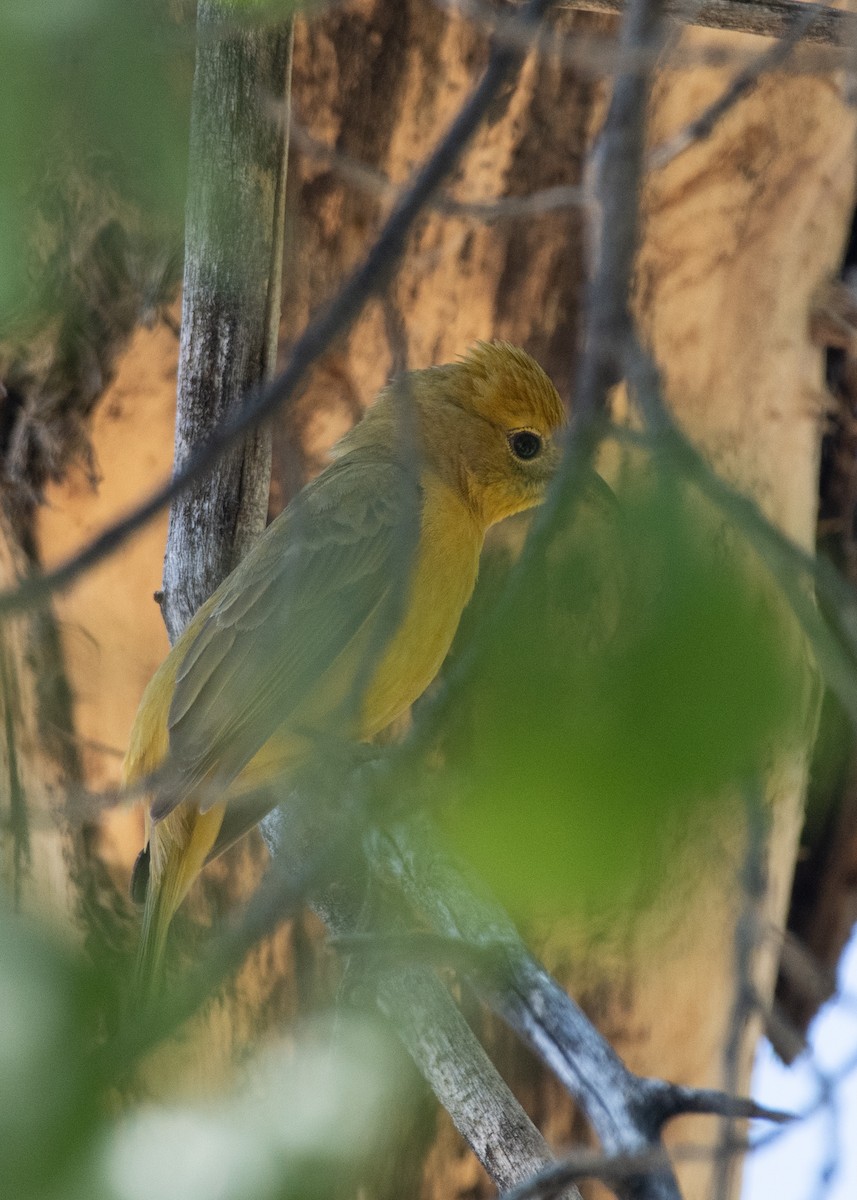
[{"x1": 162, "y1": 4, "x2": 293, "y2": 639}]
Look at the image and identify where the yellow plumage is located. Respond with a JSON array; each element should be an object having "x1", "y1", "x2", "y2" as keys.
[{"x1": 125, "y1": 341, "x2": 565, "y2": 999}]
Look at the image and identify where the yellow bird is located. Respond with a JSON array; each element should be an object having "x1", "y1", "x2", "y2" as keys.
[{"x1": 126, "y1": 341, "x2": 565, "y2": 997}]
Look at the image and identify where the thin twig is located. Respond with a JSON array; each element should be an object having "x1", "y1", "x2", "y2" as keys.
[
  {"x1": 575, "y1": 0, "x2": 666, "y2": 415},
  {"x1": 710, "y1": 786, "x2": 771, "y2": 1198},
  {"x1": 651, "y1": 1086, "x2": 792, "y2": 1125},
  {"x1": 291, "y1": 118, "x2": 590, "y2": 220},
  {"x1": 498, "y1": 1147, "x2": 672, "y2": 1200},
  {"x1": 509, "y1": 0, "x2": 667, "y2": 604},
  {"x1": 649, "y1": 4, "x2": 822, "y2": 169},
  {"x1": 747, "y1": 1041, "x2": 857, "y2": 1157}
]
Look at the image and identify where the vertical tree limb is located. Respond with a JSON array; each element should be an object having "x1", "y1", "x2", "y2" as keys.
[{"x1": 162, "y1": 4, "x2": 293, "y2": 641}]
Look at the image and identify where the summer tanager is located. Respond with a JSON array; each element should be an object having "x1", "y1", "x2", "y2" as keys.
[{"x1": 126, "y1": 341, "x2": 565, "y2": 996}]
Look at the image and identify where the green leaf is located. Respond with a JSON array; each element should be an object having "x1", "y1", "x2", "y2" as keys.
[
  {"x1": 101, "y1": 1017, "x2": 407, "y2": 1200},
  {"x1": 0, "y1": 1, "x2": 191, "y2": 331},
  {"x1": 0, "y1": 913, "x2": 106, "y2": 1198},
  {"x1": 439, "y1": 463, "x2": 813, "y2": 915}
]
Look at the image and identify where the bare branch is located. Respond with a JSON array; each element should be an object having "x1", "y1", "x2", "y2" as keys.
[
  {"x1": 375, "y1": 966, "x2": 582, "y2": 1198},
  {"x1": 291, "y1": 119, "x2": 590, "y2": 221},
  {"x1": 369, "y1": 818, "x2": 787, "y2": 1200},
  {"x1": 520, "y1": 0, "x2": 667, "y2": 580},
  {"x1": 649, "y1": 5, "x2": 821, "y2": 169},
  {"x1": 711, "y1": 787, "x2": 769, "y2": 1199},
  {"x1": 445, "y1": 0, "x2": 846, "y2": 72},
  {"x1": 652, "y1": 1086, "x2": 793, "y2": 1124},
  {"x1": 261, "y1": 800, "x2": 583, "y2": 1200},
  {"x1": 557, "y1": 0, "x2": 857, "y2": 46}
]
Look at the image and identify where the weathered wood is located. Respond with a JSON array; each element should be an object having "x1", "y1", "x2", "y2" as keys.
[
  {"x1": 376, "y1": 966, "x2": 572, "y2": 1195},
  {"x1": 557, "y1": 0, "x2": 856, "y2": 45},
  {"x1": 162, "y1": 3, "x2": 293, "y2": 640},
  {"x1": 261, "y1": 790, "x2": 581, "y2": 1200},
  {"x1": 260, "y1": 787, "x2": 573, "y2": 1200},
  {"x1": 368, "y1": 819, "x2": 684, "y2": 1200}
]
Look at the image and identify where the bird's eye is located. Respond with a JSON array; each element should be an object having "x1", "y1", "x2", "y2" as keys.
[{"x1": 509, "y1": 430, "x2": 542, "y2": 461}]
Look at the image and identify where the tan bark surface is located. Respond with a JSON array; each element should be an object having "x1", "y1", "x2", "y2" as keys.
[
  {"x1": 0, "y1": 517, "x2": 80, "y2": 924},
  {"x1": 614, "y1": 26, "x2": 855, "y2": 1195},
  {"x1": 31, "y1": 6, "x2": 857, "y2": 1200},
  {"x1": 639, "y1": 19, "x2": 855, "y2": 1021},
  {"x1": 39, "y1": 319, "x2": 176, "y2": 883}
]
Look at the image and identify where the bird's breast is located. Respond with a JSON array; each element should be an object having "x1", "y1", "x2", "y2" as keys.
[{"x1": 359, "y1": 476, "x2": 483, "y2": 738}]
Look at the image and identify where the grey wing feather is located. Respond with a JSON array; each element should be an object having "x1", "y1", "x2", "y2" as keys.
[{"x1": 155, "y1": 457, "x2": 420, "y2": 819}]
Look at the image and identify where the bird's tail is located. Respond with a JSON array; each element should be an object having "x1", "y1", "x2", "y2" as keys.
[
  {"x1": 132, "y1": 803, "x2": 227, "y2": 1010},
  {"x1": 133, "y1": 863, "x2": 181, "y2": 1011}
]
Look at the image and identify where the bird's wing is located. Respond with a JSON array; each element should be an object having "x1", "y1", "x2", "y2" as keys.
[{"x1": 156, "y1": 457, "x2": 420, "y2": 820}]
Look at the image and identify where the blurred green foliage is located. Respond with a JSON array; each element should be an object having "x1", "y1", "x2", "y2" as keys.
[
  {"x1": 0, "y1": 908, "x2": 405, "y2": 1200},
  {"x1": 0, "y1": 914, "x2": 107, "y2": 1198},
  {"x1": 439, "y1": 462, "x2": 813, "y2": 914},
  {"x1": 0, "y1": 0, "x2": 194, "y2": 331},
  {"x1": 0, "y1": 0, "x2": 313, "y2": 336},
  {"x1": 226, "y1": 0, "x2": 321, "y2": 12}
]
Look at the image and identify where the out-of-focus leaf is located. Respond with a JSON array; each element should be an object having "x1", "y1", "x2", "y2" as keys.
[
  {"x1": 223, "y1": 0, "x2": 322, "y2": 12},
  {"x1": 439, "y1": 463, "x2": 813, "y2": 915},
  {"x1": 0, "y1": 901, "x2": 410, "y2": 1200},
  {"x1": 0, "y1": 1, "x2": 191, "y2": 330},
  {"x1": 0, "y1": 912, "x2": 106, "y2": 1199},
  {"x1": 102, "y1": 1018, "x2": 407, "y2": 1200}
]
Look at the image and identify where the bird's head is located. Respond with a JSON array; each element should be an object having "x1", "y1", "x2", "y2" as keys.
[
  {"x1": 335, "y1": 341, "x2": 566, "y2": 528},
  {"x1": 424, "y1": 341, "x2": 566, "y2": 527}
]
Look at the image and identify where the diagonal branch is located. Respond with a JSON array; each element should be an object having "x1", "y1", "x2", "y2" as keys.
[
  {"x1": 291, "y1": 118, "x2": 590, "y2": 222},
  {"x1": 261, "y1": 800, "x2": 584, "y2": 1200},
  {"x1": 365, "y1": 816, "x2": 790, "y2": 1200},
  {"x1": 375, "y1": 965, "x2": 581, "y2": 1198}
]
